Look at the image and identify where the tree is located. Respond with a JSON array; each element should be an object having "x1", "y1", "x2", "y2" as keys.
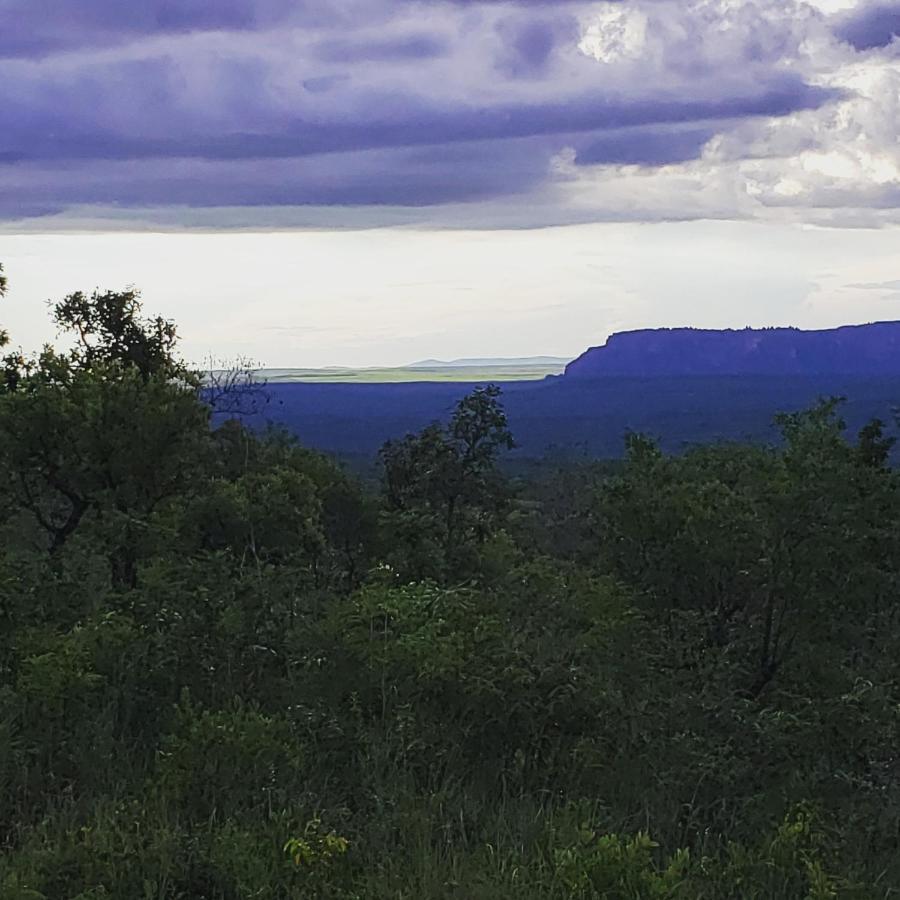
[
  {"x1": 857, "y1": 417, "x2": 895, "y2": 468},
  {"x1": 449, "y1": 384, "x2": 515, "y2": 472},
  {"x1": 53, "y1": 287, "x2": 188, "y2": 382},
  {"x1": 0, "y1": 288, "x2": 212, "y2": 586},
  {"x1": 379, "y1": 385, "x2": 514, "y2": 580},
  {"x1": 0, "y1": 262, "x2": 18, "y2": 388},
  {"x1": 203, "y1": 355, "x2": 270, "y2": 418},
  {"x1": 597, "y1": 398, "x2": 900, "y2": 702}
]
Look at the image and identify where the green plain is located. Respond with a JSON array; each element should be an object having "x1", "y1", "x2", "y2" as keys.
[{"x1": 258, "y1": 363, "x2": 567, "y2": 383}]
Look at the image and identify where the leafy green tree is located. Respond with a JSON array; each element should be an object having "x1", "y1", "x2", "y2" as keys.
[
  {"x1": 197, "y1": 420, "x2": 376, "y2": 591},
  {"x1": 379, "y1": 385, "x2": 513, "y2": 580},
  {"x1": 0, "y1": 263, "x2": 26, "y2": 393},
  {"x1": 0, "y1": 289, "x2": 211, "y2": 587},
  {"x1": 597, "y1": 399, "x2": 900, "y2": 697},
  {"x1": 856, "y1": 417, "x2": 895, "y2": 468},
  {"x1": 0, "y1": 364, "x2": 210, "y2": 578},
  {"x1": 180, "y1": 466, "x2": 325, "y2": 570},
  {"x1": 52, "y1": 288, "x2": 188, "y2": 382}
]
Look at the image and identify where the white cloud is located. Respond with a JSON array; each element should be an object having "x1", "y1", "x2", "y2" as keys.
[
  {"x1": 578, "y1": 5, "x2": 648, "y2": 63},
  {"x1": 545, "y1": 0, "x2": 900, "y2": 227}
]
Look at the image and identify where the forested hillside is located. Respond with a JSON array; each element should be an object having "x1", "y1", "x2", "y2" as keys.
[
  {"x1": 2, "y1": 275, "x2": 900, "y2": 898},
  {"x1": 245, "y1": 375, "x2": 900, "y2": 462}
]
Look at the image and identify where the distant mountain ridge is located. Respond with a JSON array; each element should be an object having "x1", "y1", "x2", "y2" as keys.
[
  {"x1": 409, "y1": 356, "x2": 571, "y2": 369},
  {"x1": 564, "y1": 322, "x2": 900, "y2": 379}
]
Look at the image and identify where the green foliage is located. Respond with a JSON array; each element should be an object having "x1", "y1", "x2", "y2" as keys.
[
  {"x1": 379, "y1": 385, "x2": 514, "y2": 580},
  {"x1": 157, "y1": 694, "x2": 306, "y2": 819},
  {"x1": 550, "y1": 806, "x2": 851, "y2": 900},
  {"x1": 0, "y1": 361, "x2": 211, "y2": 585},
  {"x1": 284, "y1": 821, "x2": 349, "y2": 869},
  {"x1": 0, "y1": 288, "x2": 898, "y2": 897},
  {"x1": 181, "y1": 467, "x2": 325, "y2": 566},
  {"x1": 554, "y1": 830, "x2": 691, "y2": 899},
  {"x1": 52, "y1": 288, "x2": 187, "y2": 382}
]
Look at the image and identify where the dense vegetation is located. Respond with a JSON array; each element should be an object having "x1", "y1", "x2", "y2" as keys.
[
  {"x1": 240, "y1": 375, "x2": 900, "y2": 462},
  {"x1": 1, "y1": 273, "x2": 900, "y2": 898}
]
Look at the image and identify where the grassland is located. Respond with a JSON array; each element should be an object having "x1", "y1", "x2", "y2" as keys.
[{"x1": 257, "y1": 362, "x2": 568, "y2": 383}]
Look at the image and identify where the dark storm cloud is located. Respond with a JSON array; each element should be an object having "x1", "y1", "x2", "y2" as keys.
[
  {"x1": 0, "y1": 52, "x2": 834, "y2": 165},
  {"x1": 494, "y1": 12, "x2": 581, "y2": 76},
  {"x1": 0, "y1": 0, "x2": 301, "y2": 57},
  {"x1": 835, "y1": 3, "x2": 900, "y2": 50},
  {"x1": 575, "y1": 126, "x2": 719, "y2": 166},
  {"x1": 0, "y1": 0, "x2": 851, "y2": 225},
  {"x1": 0, "y1": 137, "x2": 558, "y2": 216},
  {"x1": 0, "y1": 0, "x2": 592, "y2": 58}
]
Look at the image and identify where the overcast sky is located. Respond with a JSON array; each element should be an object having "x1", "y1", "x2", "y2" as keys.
[{"x1": 2, "y1": 0, "x2": 900, "y2": 365}]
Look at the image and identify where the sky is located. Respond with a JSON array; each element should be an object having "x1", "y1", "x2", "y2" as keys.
[{"x1": 2, "y1": 0, "x2": 900, "y2": 366}]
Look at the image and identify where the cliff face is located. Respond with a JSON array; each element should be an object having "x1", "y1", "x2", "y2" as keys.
[{"x1": 563, "y1": 322, "x2": 900, "y2": 379}]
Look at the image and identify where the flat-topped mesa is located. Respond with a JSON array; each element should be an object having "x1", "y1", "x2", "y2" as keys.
[{"x1": 563, "y1": 322, "x2": 900, "y2": 379}]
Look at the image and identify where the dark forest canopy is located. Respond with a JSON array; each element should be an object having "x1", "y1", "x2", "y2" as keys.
[{"x1": 1, "y1": 276, "x2": 900, "y2": 898}]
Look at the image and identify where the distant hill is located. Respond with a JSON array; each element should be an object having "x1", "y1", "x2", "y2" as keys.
[
  {"x1": 409, "y1": 356, "x2": 571, "y2": 369},
  {"x1": 248, "y1": 359, "x2": 569, "y2": 383},
  {"x1": 565, "y1": 322, "x2": 900, "y2": 379},
  {"x1": 231, "y1": 322, "x2": 900, "y2": 463}
]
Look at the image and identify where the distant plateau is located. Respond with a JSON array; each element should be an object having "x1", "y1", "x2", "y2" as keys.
[{"x1": 235, "y1": 322, "x2": 900, "y2": 461}]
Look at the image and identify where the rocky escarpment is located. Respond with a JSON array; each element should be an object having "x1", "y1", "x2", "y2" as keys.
[{"x1": 564, "y1": 322, "x2": 900, "y2": 379}]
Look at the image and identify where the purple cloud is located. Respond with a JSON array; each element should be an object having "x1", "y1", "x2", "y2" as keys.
[
  {"x1": 836, "y1": 3, "x2": 900, "y2": 51},
  {"x1": 0, "y1": 0, "x2": 304, "y2": 57},
  {"x1": 494, "y1": 14, "x2": 579, "y2": 76},
  {"x1": 0, "y1": 49, "x2": 834, "y2": 164},
  {"x1": 0, "y1": 132, "x2": 570, "y2": 221},
  {"x1": 575, "y1": 126, "x2": 718, "y2": 167},
  {"x1": 508, "y1": 19, "x2": 557, "y2": 71},
  {"x1": 0, "y1": 0, "x2": 590, "y2": 58},
  {"x1": 0, "y1": 0, "x2": 856, "y2": 226},
  {"x1": 313, "y1": 34, "x2": 449, "y2": 63}
]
